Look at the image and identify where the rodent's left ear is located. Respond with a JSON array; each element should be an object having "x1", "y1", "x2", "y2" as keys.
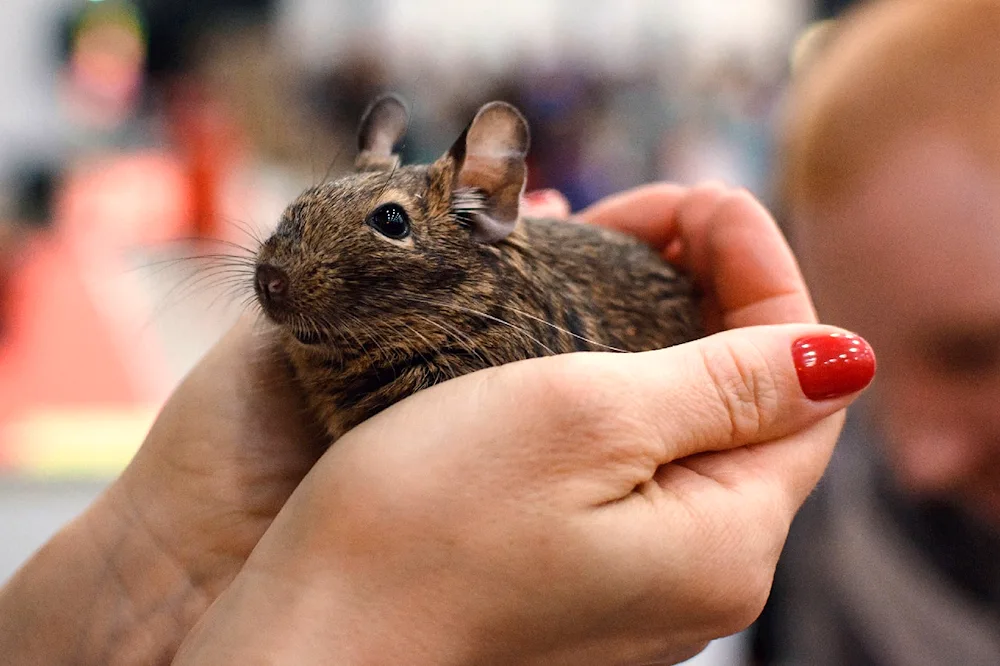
[
  {"x1": 356, "y1": 93, "x2": 410, "y2": 172},
  {"x1": 445, "y1": 101, "x2": 530, "y2": 243}
]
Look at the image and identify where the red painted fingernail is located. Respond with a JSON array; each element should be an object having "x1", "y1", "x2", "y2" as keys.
[
  {"x1": 524, "y1": 189, "x2": 558, "y2": 204},
  {"x1": 793, "y1": 333, "x2": 876, "y2": 401}
]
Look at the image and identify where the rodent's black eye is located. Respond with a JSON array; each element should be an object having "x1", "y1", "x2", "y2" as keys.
[{"x1": 367, "y1": 203, "x2": 411, "y2": 240}]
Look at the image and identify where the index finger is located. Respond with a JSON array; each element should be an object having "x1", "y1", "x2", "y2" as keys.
[
  {"x1": 580, "y1": 183, "x2": 817, "y2": 329},
  {"x1": 578, "y1": 182, "x2": 686, "y2": 250}
]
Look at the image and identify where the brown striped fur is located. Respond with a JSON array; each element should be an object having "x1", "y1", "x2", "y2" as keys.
[{"x1": 254, "y1": 99, "x2": 703, "y2": 441}]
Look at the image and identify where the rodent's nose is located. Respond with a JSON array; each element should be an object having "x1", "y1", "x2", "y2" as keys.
[{"x1": 255, "y1": 263, "x2": 289, "y2": 306}]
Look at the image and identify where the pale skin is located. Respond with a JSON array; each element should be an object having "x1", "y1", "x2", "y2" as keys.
[{"x1": 0, "y1": 184, "x2": 867, "y2": 665}]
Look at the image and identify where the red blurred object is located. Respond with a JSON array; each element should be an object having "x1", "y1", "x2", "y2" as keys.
[
  {"x1": 0, "y1": 78, "x2": 247, "y2": 458},
  {"x1": 0, "y1": 151, "x2": 195, "y2": 450},
  {"x1": 0, "y1": 232, "x2": 140, "y2": 424},
  {"x1": 165, "y1": 81, "x2": 247, "y2": 240},
  {"x1": 58, "y1": 151, "x2": 194, "y2": 251}
]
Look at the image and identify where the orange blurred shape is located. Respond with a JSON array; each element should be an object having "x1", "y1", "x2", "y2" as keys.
[
  {"x1": 0, "y1": 233, "x2": 140, "y2": 425},
  {"x1": 0, "y1": 152, "x2": 188, "y2": 462},
  {"x1": 165, "y1": 82, "x2": 247, "y2": 240},
  {"x1": 58, "y1": 151, "x2": 194, "y2": 252}
]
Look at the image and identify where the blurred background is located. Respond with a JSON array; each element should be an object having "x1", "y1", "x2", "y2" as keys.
[{"x1": 0, "y1": 0, "x2": 855, "y2": 661}]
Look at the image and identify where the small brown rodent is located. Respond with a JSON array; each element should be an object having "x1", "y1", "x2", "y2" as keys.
[{"x1": 254, "y1": 94, "x2": 703, "y2": 441}]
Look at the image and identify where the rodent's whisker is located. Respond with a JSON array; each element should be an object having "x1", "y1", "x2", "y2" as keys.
[
  {"x1": 170, "y1": 267, "x2": 254, "y2": 304},
  {"x1": 240, "y1": 295, "x2": 264, "y2": 318},
  {"x1": 194, "y1": 235, "x2": 260, "y2": 256},
  {"x1": 409, "y1": 304, "x2": 497, "y2": 365},
  {"x1": 220, "y1": 217, "x2": 268, "y2": 250},
  {"x1": 127, "y1": 253, "x2": 255, "y2": 277},
  {"x1": 425, "y1": 317, "x2": 491, "y2": 374},
  {"x1": 412, "y1": 313, "x2": 493, "y2": 368},
  {"x1": 148, "y1": 236, "x2": 260, "y2": 258},
  {"x1": 398, "y1": 320, "x2": 446, "y2": 374},
  {"x1": 387, "y1": 318, "x2": 440, "y2": 374},
  {"x1": 350, "y1": 313, "x2": 390, "y2": 364},
  {"x1": 365, "y1": 322, "x2": 406, "y2": 387},
  {"x1": 411, "y1": 297, "x2": 557, "y2": 357},
  {"x1": 206, "y1": 278, "x2": 255, "y2": 312},
  {"x1": 338, "y1": 314, "x2": 369, "y2": 360},
  {"x1": 141, "y1": 258, "x2": 255, "y2": 328},
  {"x1": 492, "y1": 302, "x2": 627, "y2": 353},
  {"x1": 319, "y1": 140, "x2": 351, "y2": 186},
  {"x1": 373, "y1": 161, "x2": 400, "y2": 206},
  {"x1": 361, "y1": 317, "x2": 398, "y2": 360},
  {"x1": 411, "y1": 294, "x2": 626, "y2": 354}
]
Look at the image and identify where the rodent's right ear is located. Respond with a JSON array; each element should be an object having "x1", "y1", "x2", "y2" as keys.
[
  {"x1": 355, "y1": 94, "x2": 410, "y2": 172},
  {"x1": 438, "y1": 101, "x2": 530, "y2": 244}
]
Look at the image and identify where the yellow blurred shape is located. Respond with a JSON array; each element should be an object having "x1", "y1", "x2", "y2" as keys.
[{"x1": 5, "y1": 406, "x2": 157, "y2": 479}]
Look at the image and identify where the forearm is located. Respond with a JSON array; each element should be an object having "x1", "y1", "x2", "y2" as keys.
[
  {"x1": 0, "y1": 486, "x2": 210, "y2": 665},
  {"x1": 172, "y1": 556, "x2": 471, "y2": 666},
  {"x1": 170, "y1": 473, "x2": 478, "y2": 666}
]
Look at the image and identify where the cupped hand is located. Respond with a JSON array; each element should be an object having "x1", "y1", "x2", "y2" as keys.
[
  {"x1": 170, "y1": 184, "x2": 873, "y2": 665},
  {"x1": 527, "y1": 182, "x2": 818, "y2": 330},
  {"x1": 92, "y1": 317, "x2": 329, "y2": 616},
  {"x1": 106, "y1": 182, "x2": 815, "y2": 607}
]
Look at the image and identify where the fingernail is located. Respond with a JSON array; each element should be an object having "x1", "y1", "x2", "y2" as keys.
[
  {"x1": 793, "y1": 333, "x2": 876, "y2": 401},
  {"x1": 524, "y1": 189, "x2": 558, "y2": 204}
]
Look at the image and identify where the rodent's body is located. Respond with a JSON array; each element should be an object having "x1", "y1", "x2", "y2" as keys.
[
  {"x1": 286, "y1": 216, "x2": 701, "y2": 439},
  {"x1": 254, "y1": 95, "x2": 703, "y2": 441}
]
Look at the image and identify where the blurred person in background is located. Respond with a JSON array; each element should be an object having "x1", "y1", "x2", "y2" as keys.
[{"x1": 751, "y1": 1, "x2": 1000, "y2": 663}]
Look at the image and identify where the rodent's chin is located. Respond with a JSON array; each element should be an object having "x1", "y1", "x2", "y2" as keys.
[{"x1": 257, "y1": 308, "x2": 329, "y2": 346}]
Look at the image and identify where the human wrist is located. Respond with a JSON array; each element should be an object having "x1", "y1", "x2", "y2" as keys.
[{"x1": 172, "y1": 547, "x2": 480, "y2": 666}]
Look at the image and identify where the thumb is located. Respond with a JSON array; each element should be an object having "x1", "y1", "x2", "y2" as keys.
[
  {"x1": 327, "y1": 323, "x2": 873, "y2": 512},
  {"x1": 617, "y1": 324, "x2": 875, "y2": 465}
]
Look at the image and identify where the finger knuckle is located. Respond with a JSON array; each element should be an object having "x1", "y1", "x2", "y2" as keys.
[
  {"x1": 514, "y1": 354, "x2": 668, "y2": 474},
  {"x1": 693, "y1": 179, "x2": 729, "y2": 194},
  {"x1": 719, "y1": 188, "x2": 767, "y2": 219},
  {"x1": 698, "y1": 338, "x2": 780, "y2": 444},
  {"x1": 688, "y1": 182, "x2": 729, "y2": 205}
]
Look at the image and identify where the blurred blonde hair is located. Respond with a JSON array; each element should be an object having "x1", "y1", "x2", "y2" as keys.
[{"x1": 779, "y1": 0, "x2": 1000, "y2": 209}]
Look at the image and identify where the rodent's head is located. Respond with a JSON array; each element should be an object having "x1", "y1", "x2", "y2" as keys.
[{"x1": 254, "y1": 94, "x2": 531, "y2": 346}]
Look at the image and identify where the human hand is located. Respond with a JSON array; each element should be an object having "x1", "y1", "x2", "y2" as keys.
[
  {"x1": 2, "y1": 182, "x2": 860, "y2": 665},
  {"x1": 523, "y1": 182, "x2": 818, "y2": 331},
  {"x1": 130, "y1": 181, "x2": 813, "y2": 616},
  {"x1": 171, "y1": 185, "x2": 874, "y2": 665},
  {"x1": 107, "y1": 315, "x2": 328, "y2": 588}
]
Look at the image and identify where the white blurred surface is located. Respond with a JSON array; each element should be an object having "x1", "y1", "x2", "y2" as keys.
[
  {"x1": 0, "y1": 479, "x2": 107, "y2": 584},
  {"x1": 279, "y1": 0, "x2": 807, "y2": 73}
]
